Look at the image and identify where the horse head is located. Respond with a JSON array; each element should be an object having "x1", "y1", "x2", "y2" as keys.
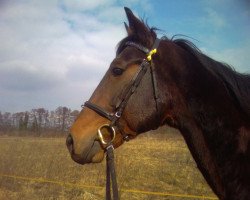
[{"x1": 66, "y1": 8, "x2": 170, "y2": 164}]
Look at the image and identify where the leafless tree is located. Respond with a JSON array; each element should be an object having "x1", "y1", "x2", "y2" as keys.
[{"x1": 0, "y1": 107, "x2": 79, "y2": 135}]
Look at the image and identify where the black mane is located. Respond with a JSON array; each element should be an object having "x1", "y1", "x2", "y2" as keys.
[{"x1": 172, "y1": 38, "x2": 250, "y2": 119}]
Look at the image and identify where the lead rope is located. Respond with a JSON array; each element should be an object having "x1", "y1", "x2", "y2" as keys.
[{"x1": 106, "y1": 145, "x2": 119, "y2": 200}]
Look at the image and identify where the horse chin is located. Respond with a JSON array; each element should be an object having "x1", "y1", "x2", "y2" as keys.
[
  {"x1": 69, "y1": 139, "x2": 105, "y2": 165},
  {"x1": 91, "y1": 150, "x2": 105, "y2": 163},
  {"x1": 71, "y1": 149, "x2": 104, "y2": 165}
]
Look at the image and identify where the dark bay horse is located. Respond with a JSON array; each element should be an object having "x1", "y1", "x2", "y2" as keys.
[{"x1": 66, "y1": 7, "x2": 250, "y2": 200}]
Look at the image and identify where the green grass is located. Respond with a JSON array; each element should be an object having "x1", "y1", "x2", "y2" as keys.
[{"x1": 0, "y1": 126, "x2": 217, "y2": 200}]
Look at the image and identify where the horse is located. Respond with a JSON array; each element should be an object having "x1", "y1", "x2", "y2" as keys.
[{"x1": 66, "y1": 7, "x2": 250, "y2": 200}]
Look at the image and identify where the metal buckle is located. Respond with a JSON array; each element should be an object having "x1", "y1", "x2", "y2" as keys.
[
  {"x1": 115, "y1": 111, "x2": 121, "y2": 118},
  {"x1": 97, "y1": 124, "x2": 116, "y2": 145},
  {"x1": 123, "y1": 135, "x2": 129, "y2": 142},
  {"x1": 106, "y1": 144, "x2": 114, "y2": 151}
]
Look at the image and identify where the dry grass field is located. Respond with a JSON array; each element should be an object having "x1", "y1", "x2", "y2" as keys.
[{"x1": 0, "y1": 126, "x2": 217, "y2": 200}]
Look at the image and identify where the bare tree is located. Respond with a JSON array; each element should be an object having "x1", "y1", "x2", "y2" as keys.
[
  {"x1": 55, "y1": 106, "x2": 71, "y2": 133},
  {"x1": 23, "y1": 112, "x2": 29, "y2": 131},
  {"x1": 0, "y1": 107, "x2": 79, "y2": 136},
  {"x1": 2, "y1": 112, "x2": 12, "y2": 132},
  {"x1": 0, "y1": 112, "x2": 3, "y2": 134},
  {"x1": 31, "y1": 115, "x2": 38, "y2": 133}
]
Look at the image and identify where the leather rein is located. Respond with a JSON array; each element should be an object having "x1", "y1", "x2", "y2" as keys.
[{"x1": 83, "y1": 38, "x2": 161, "y2": 200}]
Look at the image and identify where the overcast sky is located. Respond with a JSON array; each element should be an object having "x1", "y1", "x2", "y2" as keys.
[{"x1": 0, "y1": 0, "x2": 249, "y2": 113}]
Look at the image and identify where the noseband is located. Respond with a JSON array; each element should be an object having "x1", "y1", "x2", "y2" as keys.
[{"x1": 83, "y1": 38, "x2": 161, "y2": 200}]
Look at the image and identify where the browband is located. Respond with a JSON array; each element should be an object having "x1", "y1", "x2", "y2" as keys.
[
  {"x1": 125, "y1": 41, "x2": 150, "y2": 54},
  {"x1": 126, "y1": 38, "x2": 161, "y2": 61}
]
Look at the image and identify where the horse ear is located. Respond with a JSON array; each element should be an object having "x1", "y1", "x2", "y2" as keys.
[
  {"x1": 124, "y1": 22, "x2": 133, "y2": 35},
  {"x1": 124, "y1": 7, "x2": 149, "y2": 37}
]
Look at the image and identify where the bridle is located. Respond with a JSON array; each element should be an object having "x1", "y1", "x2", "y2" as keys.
[
  {"x1": 84, "y1": 38, "x2": 161, "y2": 143},
  {"x1": 83, "y1": 38, "x2": 161, "y2": 200}
]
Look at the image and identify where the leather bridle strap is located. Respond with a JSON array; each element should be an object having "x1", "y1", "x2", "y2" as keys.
[
  {"x1": 106, "y1": 145, "x2": 118, "y2": 200},
  {"x1": 84, "y1": 101, "x2": 114, "y2": 121},
  {"x1": 84, "y1": 59, "x2": 151, "y2": 144},
  {"x1": 112, "y1": 59, "x2": 151, "y2": 120},
  {"x1": 84, "y1": 57, "x2": 152, "y2": 140}
]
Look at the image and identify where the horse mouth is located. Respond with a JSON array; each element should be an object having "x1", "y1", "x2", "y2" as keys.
[{"x1": 69, "y1": 141, "x2": 105, "y2": 165}]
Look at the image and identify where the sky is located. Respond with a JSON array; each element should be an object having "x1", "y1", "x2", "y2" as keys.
[{"x1": 0, "y1": 0, "x2": 249, "y2": 113}]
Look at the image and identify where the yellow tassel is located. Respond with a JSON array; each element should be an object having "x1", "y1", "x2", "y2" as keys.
[{"x1": 147, "y1": 49, "x2": 157, "y2": 61}]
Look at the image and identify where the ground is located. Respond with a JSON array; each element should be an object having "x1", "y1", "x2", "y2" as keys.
[{"x1": 0, "y1": 126, "x2": 217, "y2": 200}]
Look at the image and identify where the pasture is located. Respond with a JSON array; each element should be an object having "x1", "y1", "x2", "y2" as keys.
[{"x1": 0, "y1": 126, "x2": 217, "y2": 200}]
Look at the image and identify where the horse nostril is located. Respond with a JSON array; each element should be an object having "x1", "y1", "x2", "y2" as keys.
[{"x1": 66, "y1": 134, "x2": 73, "y2": 147}]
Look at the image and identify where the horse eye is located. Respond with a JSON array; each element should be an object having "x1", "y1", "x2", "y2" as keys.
[{"x1": 112, "y1": 67, "x2": 124, "y2": 76}]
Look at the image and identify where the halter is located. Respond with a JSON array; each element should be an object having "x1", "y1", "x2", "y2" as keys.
[{"x1": 83, "y1": 38, "x2": 161, "y2": 200}]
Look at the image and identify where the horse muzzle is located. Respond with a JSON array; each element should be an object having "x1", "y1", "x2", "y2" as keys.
[{"x1": 66, "y1": 134, "x2": 104, "y2": 164}]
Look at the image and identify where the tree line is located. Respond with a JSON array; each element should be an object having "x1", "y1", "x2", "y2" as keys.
[{"x1": 0, "y1": 107, "x2": 80, "y2": 136}]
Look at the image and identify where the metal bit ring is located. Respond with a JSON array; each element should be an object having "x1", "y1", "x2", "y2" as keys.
[{"x1": 97, "y1": 124, "x2": 116, "y2": 145}]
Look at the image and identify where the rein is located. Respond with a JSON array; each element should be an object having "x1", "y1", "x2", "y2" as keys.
[{"x1": 83, "y1": 38, "x2": 161, "y2": 200}]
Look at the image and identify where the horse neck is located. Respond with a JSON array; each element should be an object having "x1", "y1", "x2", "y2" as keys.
[{"x1": 157, "y1": 42, "x2": 250, "y2": 199}]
